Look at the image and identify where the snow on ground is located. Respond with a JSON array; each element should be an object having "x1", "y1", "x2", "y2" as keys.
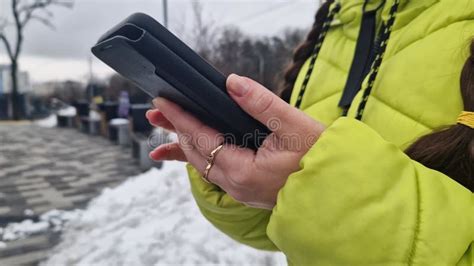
[
  {"x1": 0, "y1": 209, "x2": 82, "y2": 243},
  {"x1": 43, "y1": 161, "x2": 286, "y2": 265},
  {"x1": 57, "y1": 106, "x2": 77, "y2": 117},
  {"x1": 35, "y1": 106, "x2": 77, "y2": 128},
  {"x1": 109, "y1": 118, "x2": 129, "y2": 126},
  {"x1": 89, "y1": 110, "x2": 101, "y2": 121},
  {"x1": 34, "y1": 115, "x2": 57, "y2": 128}
]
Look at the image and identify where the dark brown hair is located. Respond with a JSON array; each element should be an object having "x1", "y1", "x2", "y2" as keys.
[
  {"x1": 406, "y1": 41, "x2": 474, "y2": 192},
  {"x1": 279, "y1": 0, "x2": 334, "y2": 102},
  {"x1": 282, "y1": 4, "x2": 473, "y2": 191}
]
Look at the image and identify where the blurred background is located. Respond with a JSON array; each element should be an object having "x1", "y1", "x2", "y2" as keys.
[{"x1": 0, "y1": 0, "x2": 319, "y2": 265}]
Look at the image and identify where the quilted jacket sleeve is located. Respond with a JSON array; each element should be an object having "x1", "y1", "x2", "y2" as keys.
[
  {"x1": 186, "y1": 164, "x2": 278, "y2": 251},
  {"x1": 266, "y1": 117, "x2": 474, "y2": 265}
]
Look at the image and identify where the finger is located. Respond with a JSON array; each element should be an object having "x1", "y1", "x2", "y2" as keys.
[
  {"x1": 226, "y1": 74, "x2": 320, "y2": 138},
  {"x1": 212, "y1": 144, "x2": 256, "y2": 187},
  {"x1": 212, "y1": 144, "x2": 254, "y2": 175},
  {"x1": 149, "y1": 140, "x2": 228, "y2": 191},
  {"x1": 178, "y1": 138, "x2": 230, "y2": 190},
  {"x1": 202, "y1": 144, "x2": 265, "y2": 206},
  {"x1": 146, "y1": 109, "x2": 176, "y2": 132},
  {"x1": 149, "y1": 142, "x2": 186, "y2": 162},
  {"x1": 153, "y1": 98, "x2": 224, "y2": 156}
]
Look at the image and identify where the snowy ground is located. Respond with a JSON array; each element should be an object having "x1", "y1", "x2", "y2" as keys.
[
  {"x1": 34, "y1": 106, "x2": 77, "y2": 128},
  {"x1": 36, "y1": 161, "x2": 286, "y2": 265},
  {"x1": 34, "y1": 114, "x2": 57, "y2": 128},
  {"x1": 18, "y1": 113, "x2": 286, "y2": 264}
]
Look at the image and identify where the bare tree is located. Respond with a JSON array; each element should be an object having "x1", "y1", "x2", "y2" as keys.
[
  {"x1": 0, "y1": 0, "x2": 73, "y2": 120},
  {"x1": 190, "y1": 1, "x2": 218, "y2": 61}
]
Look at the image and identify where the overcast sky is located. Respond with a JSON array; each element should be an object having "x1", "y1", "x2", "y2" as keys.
[{"x1": 0, "y1": 0, "x2": 317, "y2": 83}]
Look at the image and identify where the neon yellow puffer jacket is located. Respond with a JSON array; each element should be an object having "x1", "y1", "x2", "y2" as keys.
[{"x1": 187, "y1": 0, "x2": 474, "y2": 264}]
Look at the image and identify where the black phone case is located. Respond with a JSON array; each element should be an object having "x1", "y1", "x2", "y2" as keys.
[{"x1": 91, "y1": 13, "x2": 269, "y2": 150}]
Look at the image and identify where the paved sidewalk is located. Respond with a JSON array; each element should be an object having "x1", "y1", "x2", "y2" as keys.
[{"x1": 0, "y1": 123, "x2": 143, "y2": 265}]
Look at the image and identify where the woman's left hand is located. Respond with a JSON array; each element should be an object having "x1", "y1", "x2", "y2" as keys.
[{"x1": 147, "y1": 74, "x2": 325, "y2": 210}]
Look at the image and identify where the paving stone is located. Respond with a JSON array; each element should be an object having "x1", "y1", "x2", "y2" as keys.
[
  {"x1": 29, "y1": 203, "x2": 51, "y2": 213},
  {"x1": 25, "y1": 197, "x2": 51, "y2": 205},
  {"x1": 19, "y1": 191, "x2": 42, "y2": 198},
  {"x1": 0, "y1": 235, "x2": 53, "y2": 257},
  {"x1": 0, "y1": 206, "x2": 11, "y2": 215},
  {"x1": 13, "y1": 178, "x2": 45, "y2": 186},
  {"x1": 17, "y1": 183, "x2": 51, "y2": 192},
  {"x1": 32, "y1": 206, "x2": 55, "y2": 214},
  {"x1": 0, "y1": 124, "x2": 143, "y2": 265},
  {"x1": 60, "y1": 176, "x2": 77, "y2": 182},
  {"x1": 0, "y1": 250, "x2": 49, "y2": 266}
]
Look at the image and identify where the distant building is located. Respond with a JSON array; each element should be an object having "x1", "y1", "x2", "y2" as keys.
[
  {"x1": 0, "y1": 64, "x2": 32, "y2": 119},
  {"x1": 33, "y1": 81, "x2": 60, "y2": 97},
  {"x1": 0, "y1": 65, "x2": 32, "y2": 94},
  {"x1": 0, "y1": 65, "x2": 9, "y2": 95},
  {"x1": 32, "y1": 80, "x2": 85, "y2": 103}
]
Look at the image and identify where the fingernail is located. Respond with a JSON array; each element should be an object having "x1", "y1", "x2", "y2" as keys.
[
  {"x1": 145, "y1": 110, "x2": 152, "y2": 119},
  {"x1": 228, "y1": 74, "x2": 250, "y2": 97},
  {"x1": 153, "y1": 97, "x2": 167, "y2": 108},
  {"x1": 152, "y1": 99, "x2": 160, "y2": 108},
  {"x1": 149, "y1": 149, "x2": 160, "y2": 161}
]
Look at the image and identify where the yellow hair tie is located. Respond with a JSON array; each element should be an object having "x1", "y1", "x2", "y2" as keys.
[{"x1": 457, "y1": 111, "x2": 474, "y2": 129}]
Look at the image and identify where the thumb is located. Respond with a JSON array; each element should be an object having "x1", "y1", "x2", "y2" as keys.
[{"x1": 227, "y1": 74, "x2": 321, "y2": 138}]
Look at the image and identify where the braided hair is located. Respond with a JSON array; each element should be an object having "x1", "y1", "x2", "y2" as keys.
[{"x1": 279, "y1": 0, "x2": 334, "y2": 103}]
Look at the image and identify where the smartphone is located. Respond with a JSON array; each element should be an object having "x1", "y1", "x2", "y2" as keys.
[{"x1": 91, "y1": 13, "x2": 269, "y2": 150}]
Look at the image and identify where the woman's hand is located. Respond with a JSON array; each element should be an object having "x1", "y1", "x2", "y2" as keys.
[{"x1": 146, "y1": 74, "x2": 325, "y2": 210}]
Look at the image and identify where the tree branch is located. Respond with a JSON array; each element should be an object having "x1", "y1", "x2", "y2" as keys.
[
  {"x1": 30, "y1": 14, "x2": 55, "y2": 29},
  {"x1": 12, "y1": 0, "x2": 23, "y2": 59},
  {"x1": 0, "y1": 8, "x2": 15, "y2": 61},
  {"x1": 18, "y1": 0, "x2": 73, "y2": 28},
  {"x1": 0, "y1": 34, "x2": 14, "y2": 60},
  {"x1": 20, "y1": 0, "x2": 52, "y2": 28},
  {"x1": 7, "y1": 0, "x2": 73, "y2": 59},
  {"x1": 4, "y1": 0, "x2": 74, "y2": 120}
]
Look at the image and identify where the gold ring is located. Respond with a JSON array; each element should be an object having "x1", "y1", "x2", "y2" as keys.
[{"x1": 202, "y1": 144, "x2": 224, "y2": 184}]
